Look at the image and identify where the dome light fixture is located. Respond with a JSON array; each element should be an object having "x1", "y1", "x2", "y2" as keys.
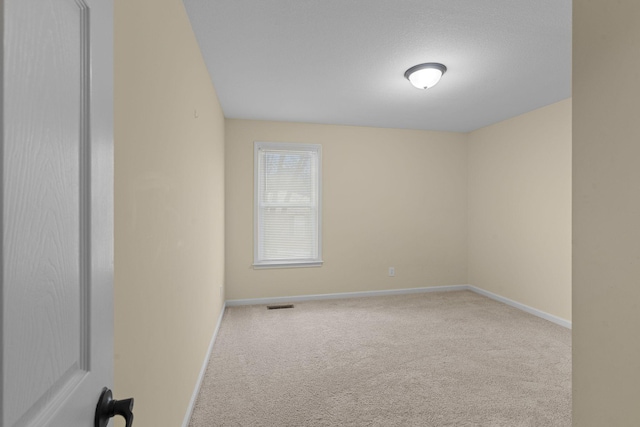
[{"x1": 404, "y1": 62, "x2": 447, "y2": 89}]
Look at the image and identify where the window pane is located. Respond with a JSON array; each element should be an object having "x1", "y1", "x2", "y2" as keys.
[{"x1": 261, "y1": 207, "x2": 317, "y2": 260}]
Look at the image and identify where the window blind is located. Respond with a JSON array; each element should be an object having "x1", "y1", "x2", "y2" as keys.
[{"x1": 254, "y1": 142, "x2": 322, "y2": 267}]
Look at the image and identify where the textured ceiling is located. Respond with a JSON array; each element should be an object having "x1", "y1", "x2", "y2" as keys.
[{"x1": 183, "y1": 0, "x2": 572, "y2": 132}]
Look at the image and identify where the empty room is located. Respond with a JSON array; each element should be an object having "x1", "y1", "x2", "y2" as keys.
[
  {"x1": 3, "y1": 0, "x2": 640, "y2": 426},
  {"x1": 158, "y1": 0, "x2": 575, "y2": 424},
  {"x1": 114, "y1": 1, "x2": 640, "y2": 426}
]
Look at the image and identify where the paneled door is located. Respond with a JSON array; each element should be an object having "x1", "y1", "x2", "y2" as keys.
[{"x1": 2, "y1": 0, "x2": 115, "y2": 426}]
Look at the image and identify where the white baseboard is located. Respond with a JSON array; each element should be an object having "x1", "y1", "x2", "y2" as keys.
[
  {"x1": 467, "y1": 285, "x2": 572, "y2": 329},
  {"x1": 225, "y1": 284, "x2": 469, "y2": 307},
  {"x1": 226, "y1": 284, "x2": 571, "y2": 329},
  {"x1": 182, "y1": 302, "x2": 227, "y2": 427}
]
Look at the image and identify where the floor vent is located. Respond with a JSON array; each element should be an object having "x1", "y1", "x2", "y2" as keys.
[{"x1": 267, "y1": 304, "x2": 294, "y2": 310}]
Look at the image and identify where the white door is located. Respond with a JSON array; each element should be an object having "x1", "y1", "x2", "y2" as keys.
[{"x1": 2, "y1": 0, "x2": 115, "y2": 426}]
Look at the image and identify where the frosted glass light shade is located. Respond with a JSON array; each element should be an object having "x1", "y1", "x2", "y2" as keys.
[{"x1": 404, "y1": 63, "x2": 447, "y2": 89}]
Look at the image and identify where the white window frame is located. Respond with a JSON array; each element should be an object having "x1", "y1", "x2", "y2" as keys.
[{"x1": 253, "y1": 141, "x2": 323, "y2": 268}]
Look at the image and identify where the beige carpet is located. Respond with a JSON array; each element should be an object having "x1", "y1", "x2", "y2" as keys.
[{"x1": 189, "y1": 290, "x2": 571, "y2": 426}]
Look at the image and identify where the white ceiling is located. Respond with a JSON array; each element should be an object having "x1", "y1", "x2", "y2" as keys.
[{"x1": 183, "y1": 0, "x2": 571, "y2": 133}]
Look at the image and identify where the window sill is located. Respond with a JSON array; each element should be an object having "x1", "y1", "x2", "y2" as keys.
[{"x1": 253, "y1": 261, "x2": 324, "y2": 270}]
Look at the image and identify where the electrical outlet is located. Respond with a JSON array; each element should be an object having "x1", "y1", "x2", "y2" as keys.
[{"x1": 389, "y1": 267, "x2": 395, "y2": 277}]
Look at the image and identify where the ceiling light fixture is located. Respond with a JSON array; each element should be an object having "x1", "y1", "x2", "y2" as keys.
[{"x1": 404, "y1": 63, "x2": 447, "y2": 90}]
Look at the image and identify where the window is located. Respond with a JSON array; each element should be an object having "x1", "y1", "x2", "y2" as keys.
[{"x1": 254, "y1": 142, "x2": 322, "y2": 268}]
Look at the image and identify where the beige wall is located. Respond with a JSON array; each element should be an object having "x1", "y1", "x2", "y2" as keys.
[
  {"x1": 468, "y1": 100, "x2": 572, "y2": 322},
  {"x1": 225, "y1": 120, "x2": 468, "y2": 300},
  {"x1": 573, "y1": 1, "x2": 640, "y2": 424},
  {"x1": 114, "y1": 0, "x2": 225, "y2": 426}
]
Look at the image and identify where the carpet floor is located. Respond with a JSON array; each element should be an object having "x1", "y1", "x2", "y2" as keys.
[{"x1": 189, "y1": 290, "x2": 571, "y2": 426}]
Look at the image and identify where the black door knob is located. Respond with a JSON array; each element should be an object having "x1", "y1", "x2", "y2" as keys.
[{"x1": 95, "y1": 387, "x2": 134, "y2": 427}]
